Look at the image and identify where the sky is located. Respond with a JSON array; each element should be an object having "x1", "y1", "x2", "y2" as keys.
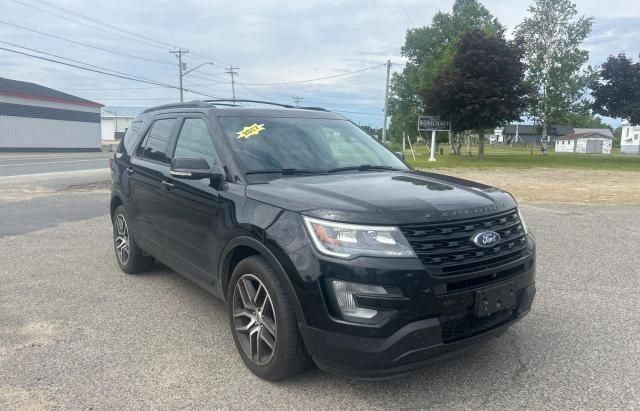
[{"x1": 1, "y1": 0, "x2": 639, "y2": 128}]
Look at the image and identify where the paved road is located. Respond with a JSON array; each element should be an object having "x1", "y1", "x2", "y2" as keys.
[
  {"x1": 1, "y1": 199, "x2": 639, "y2": 409},
  {"x1": 0, "y1": 152, "x2": 112, "y2": 177}
]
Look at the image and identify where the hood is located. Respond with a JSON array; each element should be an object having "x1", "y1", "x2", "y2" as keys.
[{"x1": 245, "y1": 170, "x2": 517, "y2": 225}]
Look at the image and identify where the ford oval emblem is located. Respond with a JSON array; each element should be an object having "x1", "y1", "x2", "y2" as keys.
[{"x1": 472, "y1": 231, "x2": 501, "y2": 248}]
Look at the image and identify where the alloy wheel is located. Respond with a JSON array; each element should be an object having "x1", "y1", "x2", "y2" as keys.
[
  {"x1": 114, "y1": 214, "x2": 130, "y2": 266},
  {"x1": 232, "y1": 274, "x2": 277, "y2": 365}
]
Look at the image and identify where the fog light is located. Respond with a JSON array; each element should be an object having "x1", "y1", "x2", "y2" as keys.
[{"x1": 331, "y1": 280, "x2": 387, "y2": 319}]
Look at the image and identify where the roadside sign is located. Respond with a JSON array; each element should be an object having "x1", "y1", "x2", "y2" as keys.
[{"x1": 418, "y1": 116, "x2": 450, "y2": 131}]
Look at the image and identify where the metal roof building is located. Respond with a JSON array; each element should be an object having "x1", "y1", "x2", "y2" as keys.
[{"x1": 0, "y1": 78, "x2": 103, "y2": 151}]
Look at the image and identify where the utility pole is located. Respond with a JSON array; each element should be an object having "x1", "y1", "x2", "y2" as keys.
[
  {"x1": 292, "y1": 96, "x2": 304, "y2": 107},
  {"x1": 382, "y1": 59, "x2": 391, "y2": 143},
  {"x1": 170, "y1": 48, "x2": 189, "y2": 102},
  {"x1": 226, "y1": 66, "x2": 239, "y2": 102}
]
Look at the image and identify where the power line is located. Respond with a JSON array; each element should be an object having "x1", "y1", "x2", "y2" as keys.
[
  {"x1": 0, "y1": 40, "x2": 165, "y2": 84},
  {"x1": 9, "y1": 0, "x2": 170, "y2": 51},
  {"x1": 0, "y1": 46, "x2": 224, "y2": 99},
  {"x1": 14, "y1": 0, "x2": 234, "y2": 69},
  {"x1": 32, "y1": 0, "x2": 178, "y2": 49},
  {"x1": 63, "y1": 82, "x2": 228, "y2": 91},
  {"x1": 89, "y1": 98, "x2": 178, "y2": 101},
  {"x1": 237, "y1": 64, "x2": 386, "y2": 86},
  {"x1": 371, "y1": 0, "x2": 401, "y2": 36},
  {"x1": 0, "y1": 19, "x2": 174, "y2": 66},
  {"x1": 185, "y1": 72, "x2": 231, "y2": 84},
  {"x1": 397, "y1": 0, "x2": 416, "y2": 27}
]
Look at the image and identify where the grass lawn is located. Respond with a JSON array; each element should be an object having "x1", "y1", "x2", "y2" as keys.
[{"x1": 405, "y1": 144, "x2": 640, "y2": 171}]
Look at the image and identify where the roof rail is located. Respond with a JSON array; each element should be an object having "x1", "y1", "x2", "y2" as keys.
[
  {"x1": 141, "y1": 101, "x2": 212, "y2": 114},
  {"x1": 203, "y1": 99, "x2": 295, "y2": 109},
  {"x1": 298, "y1": 106, "x2": 330, "y2": 112}
]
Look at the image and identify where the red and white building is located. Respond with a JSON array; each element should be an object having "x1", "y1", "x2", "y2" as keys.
[
  {"x1": 555, "y1": 130, "x2": 613, "y2": 154},
  {"x1": 0, "y1": 77, "x2": 103, "y2": 151}
]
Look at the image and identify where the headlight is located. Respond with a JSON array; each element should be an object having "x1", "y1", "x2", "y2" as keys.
[
  {"x1": 517, "y1": 208, "x2": 530, "y2": 235},
  {"x1": 302, "y1": 216, "x2": 416, "y2": 258}
]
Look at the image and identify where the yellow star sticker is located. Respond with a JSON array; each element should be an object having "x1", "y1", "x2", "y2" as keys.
[{"x1": 236, "y1": 123, "x2": 265, "y2": 139}]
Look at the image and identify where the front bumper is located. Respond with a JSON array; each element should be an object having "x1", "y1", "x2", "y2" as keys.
[{"x1": 300, "y1": 283, "x2": 535, "y2": 379}]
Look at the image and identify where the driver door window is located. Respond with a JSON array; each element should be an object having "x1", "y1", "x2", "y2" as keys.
[{"x1": 173, "y1": 118, "x2": 219, "y2": 168}]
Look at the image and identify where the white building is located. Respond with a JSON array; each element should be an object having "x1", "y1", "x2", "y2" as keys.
[
  {"x1": 0, "y1": 77, "x2": 102, "y2": 151},
  {"x1": 555, "y1": 131, "x2": 613, "y2": 154},
  {"x1": 620, "y1": 123, "x2": 640, "y2": 154},
  {"x1": 101, "y1": 107, "x2": 144, "y2": 142},
  {"x1": 490, "y1": 127, "x2": 504, "y2": 143}
]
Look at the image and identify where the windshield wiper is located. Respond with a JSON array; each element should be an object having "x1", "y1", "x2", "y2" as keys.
[
  {"x1": 245, "y1": 168, "x2": 324, "y2": 175},
  {"x1": 326, "y1": 165, "x2": 401, "y2": 173}
]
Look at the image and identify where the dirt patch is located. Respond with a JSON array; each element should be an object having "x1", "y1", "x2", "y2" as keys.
[{"x1": 430, "y1": 168, "x2": 640, "y2": 204}]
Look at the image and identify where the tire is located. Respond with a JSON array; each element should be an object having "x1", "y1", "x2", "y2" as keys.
[
  {"x1": 112, "y1": 205, "x2": 154, "y2": 274},
  {"x1": 228, "y1": 255, "x2": 312, "y2": 381}
]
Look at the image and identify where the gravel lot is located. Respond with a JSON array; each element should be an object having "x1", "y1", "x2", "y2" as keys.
[
  {"x1": 435, "y1": 168, "x2": 640, "y2": 205},
  {"x1": 1, "y1": 201, "x2": 639, "y2": 409}
]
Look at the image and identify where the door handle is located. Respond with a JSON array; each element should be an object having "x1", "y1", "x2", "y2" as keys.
[
  {"x1": 126, "y1": 167, "x2": 134, "y2": 175},
  {"x1": 162, "y1": 180, "x2": 175, "y2": 191}
]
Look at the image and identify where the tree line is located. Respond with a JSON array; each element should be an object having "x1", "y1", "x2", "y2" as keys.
[{"x1": 389, "y1": 0, "x2": 639, "y2": 158}]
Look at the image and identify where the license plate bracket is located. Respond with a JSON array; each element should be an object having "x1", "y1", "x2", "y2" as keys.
[{"x1": 474, "y1": 281, "x2": 517, "y2": 317}]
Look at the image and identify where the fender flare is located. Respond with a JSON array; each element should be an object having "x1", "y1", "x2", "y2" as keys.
[{"x1": 218, "y1": 236, "x2": 306, "y2": 326}]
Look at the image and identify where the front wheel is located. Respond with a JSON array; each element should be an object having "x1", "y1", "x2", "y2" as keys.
[
  {"x1": 112, "y1": 205, "x2": 154, "y2": 274},
  {"x1": 228, "y1": 256, "x2": 312, "y2": 381}
]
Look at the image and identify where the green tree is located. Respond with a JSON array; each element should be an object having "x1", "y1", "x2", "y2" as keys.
[
  {"x1": 422, "y1": 30, "x2": 531, "y2": 159},
  {"x1": 389, "y1": 0, "x2": 502, "y2": 154},
  {"x1": 591, "y1": 54, "x2": 640, "y2": 125},
  {"x1": 564, "y1": 113, "x2": 612, "y2": 129},
  {"x1": 515, "y1": 0, "x2": 594, "y2": 152}
]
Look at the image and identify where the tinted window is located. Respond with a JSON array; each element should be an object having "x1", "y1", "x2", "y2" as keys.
[
  {"x1": 172, "y1": 118, "x2": 218, "y2": 168},
  {"x1": 119, "y1": 120, "x2": 144, "y2": 154},
  {"x1": 136, "y1": 118, "x2": 176, "y2": 163},
  {"x1": 218, "y1": 117, "x2": 407, "y2": 172}
]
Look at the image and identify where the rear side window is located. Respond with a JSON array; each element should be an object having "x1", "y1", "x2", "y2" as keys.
[
  {"x1": 136, "y1": 118, "x2": 176, "y2": 164},
  {"x1": 119, "y1": 121, "x2": 144, "y2": 154},
  {"x1": 172, "y1": 118, "x2": 219, "y2": 168}
]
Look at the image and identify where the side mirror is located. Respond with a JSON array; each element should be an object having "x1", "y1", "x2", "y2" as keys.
[
  {"x1": 395, "y1": 151, "x2": 405, "y2": 161},
  {"x1": 170, "y1": 158, "x2": 226, "y2": 190}
]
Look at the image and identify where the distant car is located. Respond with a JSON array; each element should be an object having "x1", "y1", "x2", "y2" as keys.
[{"x1": 110, "y1": 100, "x2": 536, "y2": 381}]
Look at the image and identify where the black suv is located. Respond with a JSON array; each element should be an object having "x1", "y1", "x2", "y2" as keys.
[{"x1": 110, "y1": 100, "x2": 535, "y2": 381}]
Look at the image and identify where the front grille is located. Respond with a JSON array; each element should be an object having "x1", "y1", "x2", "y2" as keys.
[
  {"x1": 400, "y1": 210, "x2": 527, "y2": 276},
  {"x1": 441, "y1": 310, "x2": 513, "y2": 343}
]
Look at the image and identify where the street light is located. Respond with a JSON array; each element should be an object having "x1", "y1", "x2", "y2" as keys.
[
  {"x1": 182, "y1": 62, "x2": 214, "y2": 77},
  {"x1": 179, "y1": 62, "x2": 214, "y2": 102}
]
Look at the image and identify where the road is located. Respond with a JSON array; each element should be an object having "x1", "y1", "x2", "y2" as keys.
[
  {"x1": 0, "y1": 183, "x2": 639, "y2": 408},
  {"x1": 0, "y1": 152, "x2": 112, "y2": 177}
]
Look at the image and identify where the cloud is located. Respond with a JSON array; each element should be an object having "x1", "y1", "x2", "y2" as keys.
[{"x1": 0, "y1": 0, "x2": 638, "y2": 127}]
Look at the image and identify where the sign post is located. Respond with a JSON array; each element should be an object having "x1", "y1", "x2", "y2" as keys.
[{"x1": 418, "y1": 116, "x2": 451, "y2": 162}]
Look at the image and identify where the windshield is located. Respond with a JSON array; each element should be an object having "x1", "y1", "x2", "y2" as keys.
[{"x1": 218, "y1": 116, "x2": 408, "y2": 173}]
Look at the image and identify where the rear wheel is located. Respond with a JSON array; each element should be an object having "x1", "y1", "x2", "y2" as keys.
[
  {"x1": 112, "y1": 205, "x2": 154, "y2": 274},
  {"x1": 228, "y1": 256, "x2": 311, "y2": 381}
]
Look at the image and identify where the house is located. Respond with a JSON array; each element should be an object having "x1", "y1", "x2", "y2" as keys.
[
  {"x1": 490, "y1": 127, "x2": 504, "y2": 143},
  {"x1": 0, "y1": 77, "x2": 102, "y2": 151},
  {"x1": 501, "y1": 125, "x2": 573, "y2": 144},
  {"x1": 620, "y1": 122, "x2": 640, "y2": 154},
  {"x1": 101, "y1": 107, "x2": 144, "y2": 142},
  {"x1": 555, "y1": 131, "x2": 613, "y2": 154}
]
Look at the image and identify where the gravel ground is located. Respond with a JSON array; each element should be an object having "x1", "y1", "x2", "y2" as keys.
[
  {"x1": 1, "y1": 203, "x2": 639, "y2": 409},
  {"x1": 434, "y1": 168, "x2": 640, "y2": 205},
  {"x1": 0, "y1": 169, "x2": 110, "y2": 203}
]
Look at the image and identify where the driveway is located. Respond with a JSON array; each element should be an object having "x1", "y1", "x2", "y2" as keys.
[{"x1": 1, "y1": 201, "x2": 638, "y2": 409}]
